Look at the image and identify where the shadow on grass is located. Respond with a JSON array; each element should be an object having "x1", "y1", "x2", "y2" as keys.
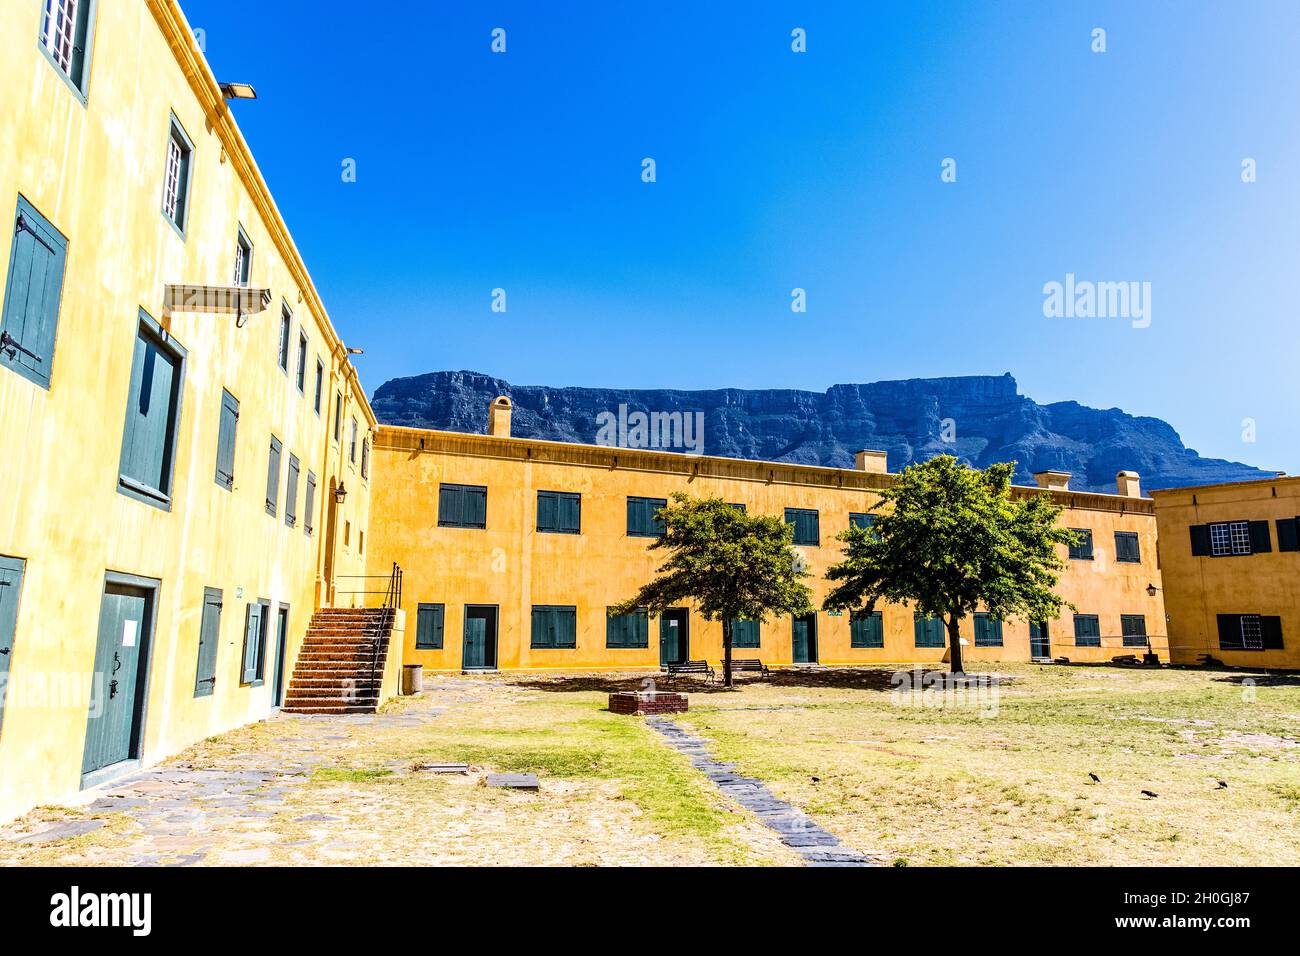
[{"x1": 505, "y1": 667, "x2": 984, "y2": 696}]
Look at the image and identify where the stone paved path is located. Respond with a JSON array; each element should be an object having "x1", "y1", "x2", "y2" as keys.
[
  {"x1": 0, "y1": 679, "x2": 475, "y2": 866},
  {"x1": 647, "y1": 717, "x2": 878, "y2": 867}
]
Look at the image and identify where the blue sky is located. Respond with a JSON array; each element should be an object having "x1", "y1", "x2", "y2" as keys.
[{"x1": 187, "y1": 1, "x2": 1300, "y2": 473}]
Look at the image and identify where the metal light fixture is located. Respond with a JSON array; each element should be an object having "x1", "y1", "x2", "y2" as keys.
[
  {"x1": 334, "y1": 483, "x2": 347, "y2": 505},
  {"x1": 219, "y1": 82, "x2": 258, "y2": 100},
  {"x1": 1146, "y1": 582, "x2": 1160, "y2": 597},
  {"x1": 346, "y1": 347, "x2": 364, "y2": 355}
]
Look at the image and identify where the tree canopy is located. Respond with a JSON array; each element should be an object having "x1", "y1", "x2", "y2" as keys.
[
  {"x1": 823, "y1": 456, "x2": 1077, "y2": 673},
  {"x1": 613, "y1": 493, "x2": 813, "y2": 686}
]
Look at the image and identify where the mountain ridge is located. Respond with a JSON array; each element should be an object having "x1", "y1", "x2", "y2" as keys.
[{"x1": 370, "y1": 370, "x2": 1273, "y2": 493}]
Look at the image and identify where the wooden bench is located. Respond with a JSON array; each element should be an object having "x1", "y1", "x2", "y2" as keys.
[
  {"x1": 727, "y1": 659, "x2": 770, "y2": 679},
  {"x1": 664, "y1": 660, "x2": 715, "y2": 683}
]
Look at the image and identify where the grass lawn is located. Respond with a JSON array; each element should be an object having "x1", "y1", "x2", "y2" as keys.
[{"x1": 653, "y1": 663, "x2": 1300, "y2": 865}]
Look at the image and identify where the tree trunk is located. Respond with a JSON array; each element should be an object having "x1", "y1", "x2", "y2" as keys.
[
  {"x1": 946, "y1": 613, "x2": 964, "y2": 675},
  {"x1": 722, "y1": 618, "x2": 734, "y2": 688}
]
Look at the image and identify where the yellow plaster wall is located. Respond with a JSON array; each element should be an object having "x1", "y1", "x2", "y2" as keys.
[
  {"x1": 1153, "y1": 478, "x2": 1300, "y2": 669},
  {"x1": 369, "y1": 426, "x2": 1166, "y2": 672},
  {"x1": 0, "y1": 0, "x2": 374, "y2": 820}
]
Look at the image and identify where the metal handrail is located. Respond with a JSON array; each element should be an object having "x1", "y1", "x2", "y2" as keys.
[{"x1": 365, "y1": 563, "x2": 402, "y2": 697}]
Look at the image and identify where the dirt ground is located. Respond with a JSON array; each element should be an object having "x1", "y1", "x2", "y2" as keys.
[{"x1": 2, "y1": 663, "x2": 1296, "y2": 866}]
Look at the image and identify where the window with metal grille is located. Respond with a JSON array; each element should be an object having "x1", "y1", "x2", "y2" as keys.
[
  {"x1": 1210, "y1": 521, "x2": 1251, "y2": 556},
  {"x1": 1240, "y1": 614, "x2": 1263, "y2": 650}
]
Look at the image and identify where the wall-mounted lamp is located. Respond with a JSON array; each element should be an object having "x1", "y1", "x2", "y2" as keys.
[
  {"x1": 346, "y1": 347, "x2": 364, "y2": 356},
  {"x1": 219, "y1": 82, "x2": 258, "y2": 100},
  {"x1": 1146, "y1": 582, "x2": 1160, "y2": 597},
  {"x1": 334, "y1": 483, "x2": 347, "y2": 505}
]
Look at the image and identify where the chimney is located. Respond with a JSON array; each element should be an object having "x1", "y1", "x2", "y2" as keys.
[
  {"x1": 1032, "y1": 470, "x2": 1071, "y2": 492},
  {"x1": 854, "y1": 449, "x2": 889, "y2": 474},
  {"x1": 487, "y1": 395, "x2": 512, "y2": 438},
  {"x1": 1116, "y1": 470, "x2": 1142, "y2": 498}
]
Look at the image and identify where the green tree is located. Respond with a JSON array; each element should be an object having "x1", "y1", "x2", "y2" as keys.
[
  {"x1": 613, "y1": 493, "x2": 813, "y2": 687},
  {"x1": 823, "y1": 456, "x2": 1077, "y2": 674}
]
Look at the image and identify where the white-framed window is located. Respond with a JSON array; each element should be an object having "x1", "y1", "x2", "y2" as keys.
[
  {"x1": 163, "y1": 138, "x2": 182, "y2": 220},
  {"x1": 1240, "y1": 614, "x2": 1263, "y2": 650},
  {"x1": 40, "y1": 0, "x2": 79, "y2": 73},
  {"x1": 161, "y1": 116, "x2": 193, "y2": 233},
  {"x1": 234, "y1": 228, "x2": 252, "y2": 285},
  {"x1": 1210, "y1": 521, "x2": 1251, "y2": 556}
]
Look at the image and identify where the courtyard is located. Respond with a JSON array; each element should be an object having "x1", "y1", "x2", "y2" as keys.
[{"x1": 2, "y1": 664, "x2": 1297, "y2": 867}]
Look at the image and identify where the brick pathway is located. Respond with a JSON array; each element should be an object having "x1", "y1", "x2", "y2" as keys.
[{"x1": 646, "y1": 717, "x2": 877, "y2": 867}]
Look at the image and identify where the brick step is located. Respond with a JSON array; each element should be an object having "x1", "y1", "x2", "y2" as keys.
[
  {"x1": 282, "y1": 697, "x2": 379, "y2": 712},
  {"x1": 313, "y1": 611, "x2": 395, "y2": 621},
  {"x1": 283, "y1": 695, "x2": 380, "y2": 708},
  {"x1": 295, "y1": 648, "x2": 386, "y2": 660},
  {"x1": 301, "y1": 635, "x2": 385, "y2": 645},
  {"x1": 291, "y1": 660, "x2": 383, "y2": 672},
  {"x1": 287, "y1": 680, "x2": 382, "y2": 693}
]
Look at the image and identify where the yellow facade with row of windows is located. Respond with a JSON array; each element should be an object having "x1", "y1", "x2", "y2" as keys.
[
  {"x1": 0, "y1": 0, "x2": 375, "y2": 822},
  {"x1": 368, "y1": 408, "x2": 1169, "y2": 674},
  {"x1": 1153, "y1": 476, "x2": 1300, "y2": 670}
]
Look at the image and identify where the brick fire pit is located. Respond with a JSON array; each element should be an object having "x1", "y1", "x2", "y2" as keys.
[{"x1": 608, "y1": 691, "x2": 688, "y2": 715}]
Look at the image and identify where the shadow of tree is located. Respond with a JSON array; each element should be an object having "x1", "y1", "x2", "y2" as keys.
[{"x1": 505, "y1": 666, "x2": 1008, "y2": 696}]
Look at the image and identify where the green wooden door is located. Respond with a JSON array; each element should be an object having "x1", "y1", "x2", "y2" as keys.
[
  {"x1": 0, "y1": 557, "x2": 25, "y2": 739},
  {"x1": 659, "y1": 611, "x2": 687, "y2": 666},
  {"x1": 792, "y1": 613, "x2": 817, "y2": 663},
  {"x1": 193, "y1": 587, "x2": 221, "y2": 698},
  {"x1": 463, "y1": 615, "x2": 486, "y2": 669},
  {"x1": 792, "y1": 618, "x2": 809, "y2": 663},
  {"x1": 83, "y1": 585, "x2": 149, "y2": 775}
]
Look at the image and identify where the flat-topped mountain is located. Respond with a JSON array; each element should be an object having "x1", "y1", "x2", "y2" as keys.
[{"x1": 371, "y1": 370, "x2": 1272, "y2": 493}]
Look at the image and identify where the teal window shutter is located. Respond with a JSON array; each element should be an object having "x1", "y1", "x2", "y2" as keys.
[
  {"x1": 974, "y1": 613, "x2": 1003, "y2": 647},
  {"x1": 914, "y1": 613, "x2": 945, "y2": 647},
  {"x1": 851, "y1": 611, "x2": 883, "y2": 648},
  {"x1": 265, "y1": 435, "x2": 282, "y2": 515},
  {"x1": 730, "y1": 619, "x2": 760, "y2": 649},
  {"x1": 416, "y1": 604, "x2": 445, "y2": 649},
  {"x1": 313, "y1": 359, "x2": 324, "y2": 414},
  {"x1": 1277, "y1": 518, "x2": 1300, "y2": 553},
  {"x1": 532, "y1": 606, "x2": 576, "y2": 648},
  {"x1": 1, "y1": 196, "x2": 68, "y2": 389},
  {"x1": 538, "y1": 491, "x2": 580, "y2": 533},
  {"x1": 606, "y1": 608, "x2": 648, "y2": 648},
  {"x1": 1121, "y1": 614, "x2": 1147, "y2": 647},
  {"x1": 1069, "y1": 529, "x2": 1094, "y2": 560},
  {"x1": 1073, "y1": 614, "x2": 1101, "y2": 647},
  {"x1": 194, "y1": 587, "x2": 222, "y2": 698},
  {"x1": 849, "y1": 513, "x2": 876, "y2": 531},
  {"x1": 214, "y1": 389, "x2": 239, "y2": 490},
  {"x1": 118, "y1": 312, "x2": 185, "y2": 509},
  {"x1": 240, "y1": 602, "x2": 263, "y2": 683},
  {"x1": 0, "y1": 556, "x2": 27, "y2": 738},
  {"x1": 284, "y1": 454, "x2": 300, "y2": 527},
  {"x1": 627, "y1": 497, "x2": 667, "y2": 537},
  {"x1": 439, "y1": 484, "x2": 487, "y2": 528},
  {"x1": 304, "y1": 471, "x2": 317, "y2": 535},
  {"x1": 1114, "y1": 532, "x2": 1140, "y2": 563},
  {"x1": 785, "y1": 508, "x2": 819, "y2": 546}
]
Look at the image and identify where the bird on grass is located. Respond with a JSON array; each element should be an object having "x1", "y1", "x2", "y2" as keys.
[
  {"x1": 1216, "y1": 780, "x2": 1228, "y2": 789},
  {"x1": 1141, "y1": 789, "x2": 1159, "y2": 799},
  {"x1": 1088, "y1": 773, "x2": 1101, "y2": 784}
]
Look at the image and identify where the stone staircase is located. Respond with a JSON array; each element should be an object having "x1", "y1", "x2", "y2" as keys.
[{"x1": 281, "y1": 608, "x2": 396, "y2": 715}]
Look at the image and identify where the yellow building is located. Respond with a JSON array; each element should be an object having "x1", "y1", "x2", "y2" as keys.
[
  {"x1": 1153, "y1": 476, "x2": 1299, "y2": 669},
  {"x1": 369, "y1": 399, "x2": 1168, "y2": 673},
  {"x1": 0, "y1": 0, "x2": 378, "y2": 821}
]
